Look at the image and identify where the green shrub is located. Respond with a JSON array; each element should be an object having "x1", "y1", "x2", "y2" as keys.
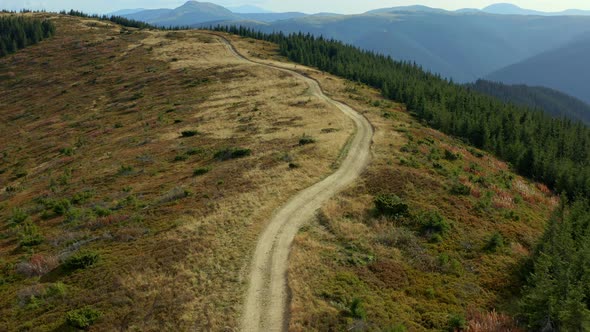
[
  {"x1": 18, "y1": 222, "x2": 43, "y2": 247},
  {"x1": 387, "y1": 324, "x2": 407, "y2": 332},
  {"x1": 9, "y1": 208, "x2": 29, "y2": 225},
  {"x1": 174, "y1": 154, "x2": 189, "y2": 162},
  {"x1": 193, "y1": 167, "x2": 211, "y2": 177},
  {"x1": 65, "y1": 307, "x2": 101, "y2": 329},
  {"x1": 64, "y1": 251, "x2": 99, "y2": 270},
  {"x1": 299, "y1": 135, "x2": 316, "y2": 146},
  {"x1": 59, "y1": 147, "x2": 74, "y2": 156},
  {"x1": 71, "y1": 191, "x2": 94, "y2": 205},
  {"x1": 450, "y1": 182, "x2": 470, "y2": 196},
  {"x1": 52, "y1": 199, "x2": 72, "y2": 216},
  {"x1": 186, "y1": 148, "x2": 204, "y2": 156},
  {"x1": 46, "y1": 282, "x2": 67, "y2": 298},
  {"x1": 180, "y1": 130, "x2": 199, "y2": 138},
  {"x1": 444, "y1": 149, "x2": 461, "y2": 161},
  {"x1": 92, "y1": 206, "x2": 111, "y2": 217},
  {"x1": 447, "y1": 313, "x2": 466, "y2": 331},
  {"x1": 347, "y1": 298, "x2": 366, "y2": 320},
  {"x1": 118, "y1": 165, "x2": 134, "y2": 176},
  {"x1": 214, "y1": 147, "x2": 252, "y2": 161},
  {"x1": 374, "y1": 194, "x2": 409, "y2": 217},
  {"x1": 418, "y1": 211, "x2": 450, "y2": 237},
  {"x1": 485, "y1": 232, "x2": 505, "y2": 253}
]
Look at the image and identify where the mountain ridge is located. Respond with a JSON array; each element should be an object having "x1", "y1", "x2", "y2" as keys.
[{"x1": 486, "y1": 35, "x2": 590, "y2": 103}]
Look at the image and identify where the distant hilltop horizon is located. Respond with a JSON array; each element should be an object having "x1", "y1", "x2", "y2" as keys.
[{"x1": 105, "y1": 1, "x2": 590, "y2": 16}]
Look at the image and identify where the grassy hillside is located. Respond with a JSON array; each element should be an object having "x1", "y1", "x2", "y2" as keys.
[
  {"x1": 0, "y1": 12, "x2": 564, "y2": 331},
  {"x1": 0, "y1": 13, "x2": 354, "y2": 330},
  {"x1": 486, "y1": 36, "x2": 590, "y2": 104},
  {"x1": 466, "y1": 80, "x2": 590, "y2": 125},
  {"x1": 226, "y1": 35, "x2": 556, "y2": 331}
]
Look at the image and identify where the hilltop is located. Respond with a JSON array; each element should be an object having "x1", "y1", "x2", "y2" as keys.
[
  {"x1": 0, "y1": 12, "x2": 560, "y2": 331},
  {"x1": 0, "y1": 12, "x2": 354, "y2": 330}
]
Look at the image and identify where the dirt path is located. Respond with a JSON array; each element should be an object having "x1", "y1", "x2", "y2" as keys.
[{"x1": 206, "y1": 33, "x2": 374, "y2": 331}]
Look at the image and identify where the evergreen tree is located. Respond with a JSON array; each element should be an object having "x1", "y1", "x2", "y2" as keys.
[{"x1": 0, "y1": 15, "x2": 56, "y2": 58}]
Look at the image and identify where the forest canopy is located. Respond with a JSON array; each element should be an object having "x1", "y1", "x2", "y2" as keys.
[{"x1": 0, "y1": 15, "x2": 55, "y2": 57}]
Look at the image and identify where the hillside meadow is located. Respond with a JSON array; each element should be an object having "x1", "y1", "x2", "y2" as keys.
[{"x1": 0, "y1": 13, "x2": 353, "y2": 330}]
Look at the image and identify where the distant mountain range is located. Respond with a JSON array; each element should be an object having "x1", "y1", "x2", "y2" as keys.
[
  {"x1": 226, "y1": 5, "x2": 272, "y2": 14},
  {"x1": 486, "y1": 36, "x2": 590, "y2": 104},
  {"x1": 478, "y1": 3, "x2": 590, "y2": 16},
  {"x1": 368, "y1": 3, "x2": 590, "y2": 16},
  {"x1": 120, "y1": 1, "x2": 590, "y2": 103}
]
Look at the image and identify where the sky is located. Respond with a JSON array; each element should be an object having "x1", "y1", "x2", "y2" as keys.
[{"x1": 2, "y1": 0, "x2": 590, "y2": 14}]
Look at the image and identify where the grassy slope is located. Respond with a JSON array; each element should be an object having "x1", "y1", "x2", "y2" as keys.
[
  {"x1": 230, "y1": 35, "x2": 556, "y2": 331},
  {"x1": 0, "y1": 14, "x2": 354, "y2": 331}
]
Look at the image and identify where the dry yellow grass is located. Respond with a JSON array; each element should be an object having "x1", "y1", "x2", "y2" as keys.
[{"x1": 0, "y1": 14, "x2": 353, "y2": 331}]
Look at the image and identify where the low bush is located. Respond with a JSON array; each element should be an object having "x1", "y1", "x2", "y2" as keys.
[
  {"x1": 59, "y1": 147, "x2": 74, "y2": 156},
  {"x1": 118, "y1": 165, "x2": 134, "y2": 176},
  {"x1": 186, "y1": 148, "x2": 204, "y2": 156},
  {"x1": 346, "y1": 298, "x2": 367, "y2": 320},
  {"x1": 9, "y1": 208, "x2": 29, "y2": 225},
  {"x1": 18, "y1": 222, "x2": 44, "y2": 247},
  {"x1": 174, "y1": 154, "x2": 189, "y2": 162},
  {"x1": 92, "y1": 206, "x2": 111, "y2": 217},
  {"x1": 214, "y1": 147, "x2": 252, "y2": 161},
  {"x1": 299, "y1": 135, "x2": 316, "y2": 146},
  {"x1": 447, "y1": 313, "x2": 467, "y2": 331},
  {"x1": 485, "y1": 232, "x2": 505, "y2": 253},
  {"x1": 52, "y1": 199, "x2": 72, "y2": 216},
  {"x1": 444, "y1": 149, "x2": 461, "y2": 161},
  {"x1": 193, "y1": 167, "x2": 211, "y2": 176},
  {"x1": 374, "y1": 194, "x2": 409, "y2": 217},
  {"x1": 180, "y1": 130, "x2": 199, "y2": 138},
  {"x1": 418, "y1": 211, "x2": 450, "y2": 238},
  {"x1": 65, "y1": 307, "x2": 101, "y2": 329},
  {"x1": 64, "y1": 251, "x2": 99, "y2": 270},
  {"x1": 450, "y1": 182, "x2": 471, "y2": 196}
]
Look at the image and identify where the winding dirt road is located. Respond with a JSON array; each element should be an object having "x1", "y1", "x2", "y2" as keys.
[{"x1": 207, "y1": 33, "x2": 374, "y2": 331}]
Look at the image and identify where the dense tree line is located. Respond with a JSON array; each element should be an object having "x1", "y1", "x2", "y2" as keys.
[
  {"x1": 60, "y1": 10, "x2": 155, "y2": 29},
  {"x1": 466, "y1": 79, "x2": 590, "y2": 125},
  {"x1": 0, "y1": 16, "x2": 55, "y2": 57},
  {"x1": 60, "y1": 10, "x2": 191, "y2": 30},
  {"x1": 212, "y1": 25, "x2": 590, "y2": 201},
  {"x1": 520, "y1": 198, "x2": 590, "y2": 330}
]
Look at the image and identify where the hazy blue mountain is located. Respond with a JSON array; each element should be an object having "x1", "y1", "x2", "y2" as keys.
[
  {"x1": 486, "y1": 36, "x2": 590, "y2": 103},
  {"x1": 367, "y1": 3, "x2": 590, "y2": 16},
  {"x1": 227, "y1": 5, "x2": 272, "y2": 14},
  {"x1": 122, "y1": 2, "x2": 590, "y2": 90},
  {"x1": 467, "y1": 80, "x2": 590, "y2": 124},
  {"x1": 238, "y1": 12, "x2": 308, "y2": 22},
  {"x1": 481, "y1": 3, "x2": 590, "y2": 16},
  {"x1": 125, "y1": 1, "x2": 240, "y2": 26},
  {"x1": 253, "y1": 12, "x2": 590, "y2": 82},
  {"x1": 482, "y1": 3, "x2": 546, "y2": 15},
  {"x1": 366, "y1": 5, "x2": 447, "y2": 14},
  {"x1": 108, "y1": 9, "x2": 145, "y2": 16}
]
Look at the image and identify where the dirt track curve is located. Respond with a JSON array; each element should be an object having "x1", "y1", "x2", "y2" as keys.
[{"x1": 206, "y1": 33, "x2": 374, "y2": 332}]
